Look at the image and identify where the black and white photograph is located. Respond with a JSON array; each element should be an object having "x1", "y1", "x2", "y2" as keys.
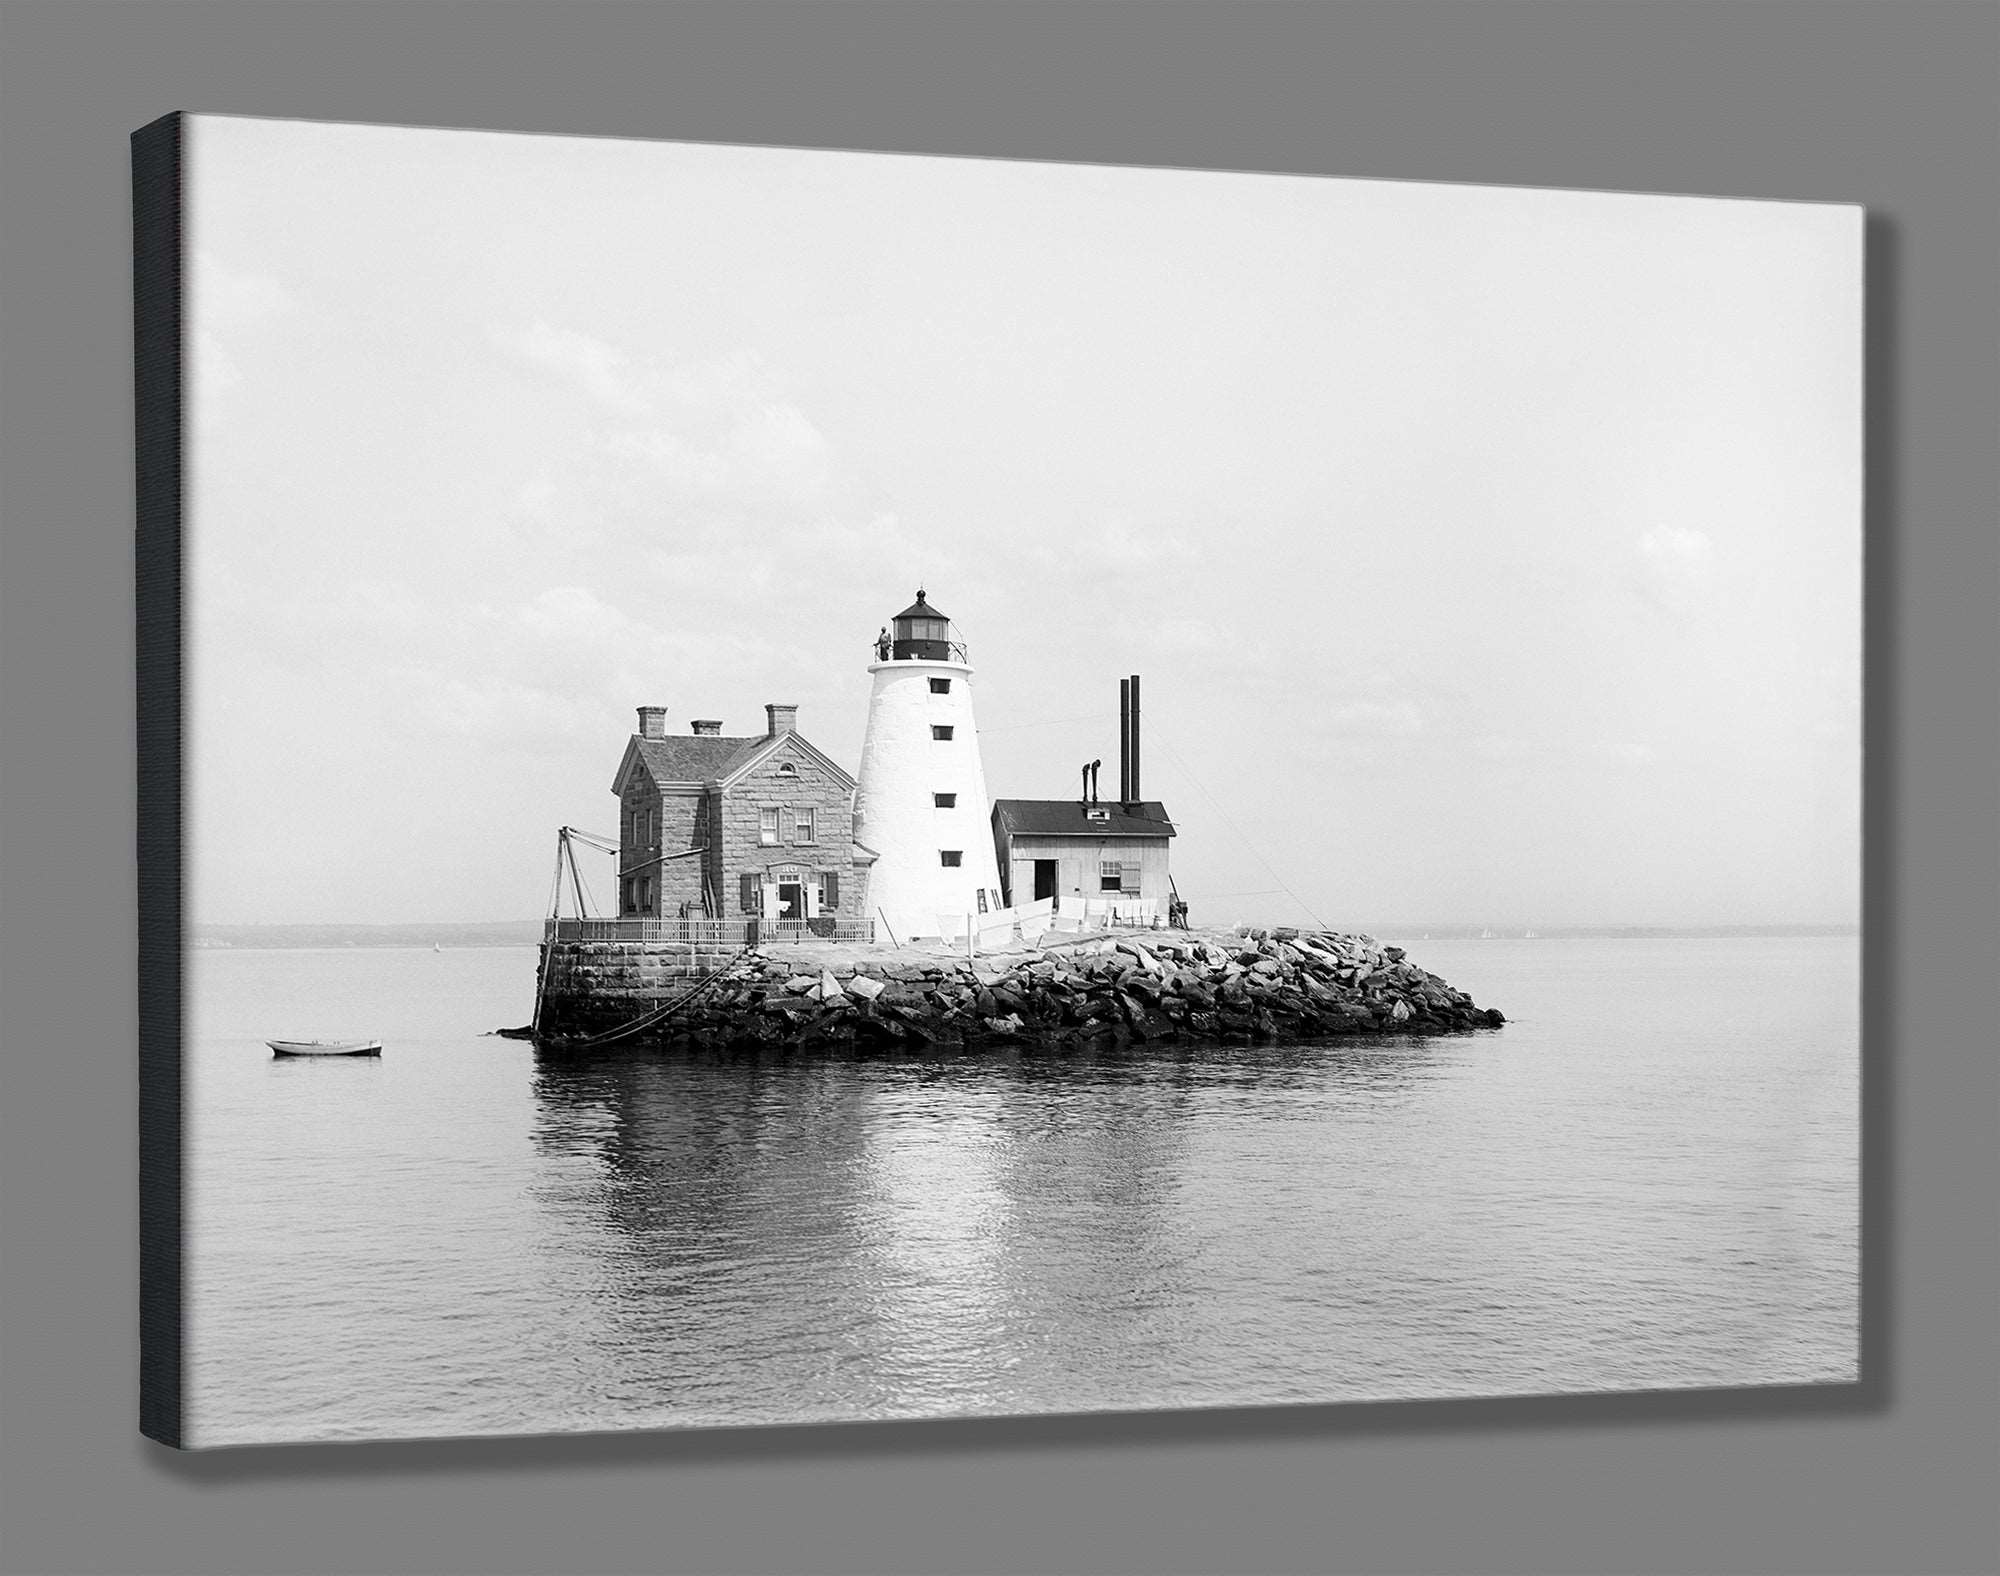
[{"x1": 148, "y1": 113, "x2": 1861, "y2": 1449}]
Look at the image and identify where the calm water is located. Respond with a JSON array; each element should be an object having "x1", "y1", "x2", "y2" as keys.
[{"x1": 185, "y1": 937, "x2": 1859, "y2": 1447}]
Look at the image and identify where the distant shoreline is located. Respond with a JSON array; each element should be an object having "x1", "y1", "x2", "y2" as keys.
[{"x1": 187, "y1": 920, "x2": 1861, "y2": 950}]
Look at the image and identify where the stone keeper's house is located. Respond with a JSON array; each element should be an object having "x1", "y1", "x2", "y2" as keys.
[{"x1": 611, "y1": 703, "x2": 874, "y2": 928}]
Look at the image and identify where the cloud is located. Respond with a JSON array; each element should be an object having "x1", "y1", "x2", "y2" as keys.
[
  {"x1": 1636, "y1": 523, "x2": 1716, "y2": 594},
  {"x1": 190, "y1": 252, "x2": 298, "y2": 430},
  {"x1": 1472, "y1": 733, "x2": 1531, "y2": 763},
  {"x1": 198, "y1": 575, "x2": 782, "y2": 756},
  {"x1": 489, "y1": 320, "x2": 841, "y2": 531},
  {"x1": 194, "y1": 251, "x2": 297, "y2": 330},
  {"x1": 1021, "y1": 516, "x2": 1205, "y2": 577},
  {"x1": 1640, "y1": 524, "x2": 1714, "y2": 572},
  {"x1": 1324, "y1": 700, "x2": 1425, "y2": 739}
]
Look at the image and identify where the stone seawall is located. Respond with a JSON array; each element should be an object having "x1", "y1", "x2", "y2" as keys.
[{"x1": 533, "y1": 926, "x2": 1503, "y2": 1050}]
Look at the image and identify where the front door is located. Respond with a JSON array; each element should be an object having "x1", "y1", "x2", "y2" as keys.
[
  {"x1": 777, "y1": 882, "x2": 804, "y2": 921},
  {"x1": 1033, "y1": 859, "x2": 1058, "y2": 902}
]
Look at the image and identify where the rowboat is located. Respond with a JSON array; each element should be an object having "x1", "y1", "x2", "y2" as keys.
[{"x1": 267, "y1": 1038, "x2": 382, "y2": 1057}]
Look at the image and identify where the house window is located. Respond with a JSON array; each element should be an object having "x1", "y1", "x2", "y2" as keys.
[
  {"x1": 931, "y1": 725, "x2": 953, "y2": 740},
  {"x1": 934, "y1": 792, "x2": 957, "y2": 808},
  {"x1": 776, "y1": 761, "x2": 798, "y2": 777},
  {"x1": 817, "y1": 871, "x2": 841, "y2": 911},
  {"x1": 759, "y1": 806, "x2": 782, "y2": 845},
  {"x1": 928, "y1": 677, "x2": 951, "y2": 694},
  {"x1": 1100, "y1": 860, "x2": 1124, "y2": 893},
  {"x1": 792, "y1": 807, "x2": 816, "y2": 844},
  {"x1": 940, "y1": 850, "x2": 963, "y2": 867}
]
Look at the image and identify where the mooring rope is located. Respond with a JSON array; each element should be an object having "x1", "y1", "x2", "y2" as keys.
[{"x1": 543, "y1": 945, "x2": 756, "y2": 1051}]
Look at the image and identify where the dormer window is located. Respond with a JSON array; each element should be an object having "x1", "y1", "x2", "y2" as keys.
[{"x1": 1086, "y1": 807, "x2": 1110, "y2": 823}]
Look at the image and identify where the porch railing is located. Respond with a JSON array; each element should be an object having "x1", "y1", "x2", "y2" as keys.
[{"x1": 545, "y1": 916, "x2": 875, "y2": 946}]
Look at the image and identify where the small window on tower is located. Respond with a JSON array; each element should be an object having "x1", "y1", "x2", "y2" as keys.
[
  {"x1": 940, "y1": 850, "x2": 963, "y2": 867},
  {"x1": 932, "y1": 725, "x2": 954, "y2": 741},
  {"x1": 928, "y1": 677, "x2": 951, "y2": 694},
  {"x1": 934, "y1": 792, "x2": 957, "y2": 808}
]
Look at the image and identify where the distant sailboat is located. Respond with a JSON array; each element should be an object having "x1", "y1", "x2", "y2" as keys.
[{"x1": 1479, "y1": 927, "x2": 1494, "y2": 939}]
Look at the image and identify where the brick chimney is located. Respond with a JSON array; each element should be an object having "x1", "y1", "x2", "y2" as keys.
[
  {"x1": 636, "y1": 706, "x2": 668, "y2": 740},
  {"x1": 690, "y1": 719, "x2": 723, "y2": 736},
  {"x1": 764, "y1": 703, "x2": 799, "y2": 738}
]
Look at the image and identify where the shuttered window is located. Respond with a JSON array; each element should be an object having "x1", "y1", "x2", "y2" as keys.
[
  {"x1": 1121, "y1": 860, "x2": 1140, "y2": 894},
  {"x1": 819, "y1": 871, "x2": 840, "y2": 910}
]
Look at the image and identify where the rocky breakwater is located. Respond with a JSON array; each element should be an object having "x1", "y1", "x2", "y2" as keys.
[{"x1": 538, "y1": 926, "x2": 1503, "y2": 1052}]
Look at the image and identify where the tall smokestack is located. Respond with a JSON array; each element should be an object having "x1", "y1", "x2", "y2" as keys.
[
  {"x1": 1128, "y1": 673, "x2": 1141, "y2": 805},
  {"x1": 1119, "y1": 679, "x2": 1131, "y2": 802}
]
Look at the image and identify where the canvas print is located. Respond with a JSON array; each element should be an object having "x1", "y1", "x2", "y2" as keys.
[{"x1": 137, "y1": 114, "x2": 1862, "y2": 1448}]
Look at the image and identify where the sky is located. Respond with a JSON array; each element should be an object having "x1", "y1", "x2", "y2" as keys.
[{"x1": 184, "y1": 115, "x2": 1861, "y2": 930}]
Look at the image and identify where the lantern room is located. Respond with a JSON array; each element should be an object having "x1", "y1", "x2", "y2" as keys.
[{"x1": 885, "y1": 588, "x2": 959, "y2": 662}]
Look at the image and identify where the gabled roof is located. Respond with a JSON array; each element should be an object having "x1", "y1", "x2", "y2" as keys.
[
  {"x1": 991, "y1": 799, "x2": 1177, "y2": 839},
  {"x1": 716, "y1": 730, "x2": 857, "y2": 792},
  {"x1": 612, "y1": 730, "x2": 858, "y2": 794},
  {"x1": 612, "y1": 734, "x2": 763, "y2": 793}
]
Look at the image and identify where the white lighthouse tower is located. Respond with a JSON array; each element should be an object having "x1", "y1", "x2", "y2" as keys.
[{"x1": 854, "y1": 589, "x2": 1006, "y2": 945}]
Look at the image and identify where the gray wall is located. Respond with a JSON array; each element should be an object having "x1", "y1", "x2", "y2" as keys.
[{"x1": 2, "y1": 4, "x2": 1994, "y2": 1572}]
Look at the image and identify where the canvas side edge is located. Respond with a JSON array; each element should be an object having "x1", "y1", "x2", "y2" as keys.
[{"x1": 134, "y1": 109, "x2": 187, "y2": 1450}]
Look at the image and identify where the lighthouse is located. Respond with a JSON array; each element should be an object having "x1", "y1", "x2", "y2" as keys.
[{"x1": 853, "y1": 589, "x2": 1006, "y2": 944}]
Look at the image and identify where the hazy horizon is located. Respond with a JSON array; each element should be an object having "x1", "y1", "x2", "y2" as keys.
[{"x1": 185, "y1": 117, "x2": 1862, "y2": 932}]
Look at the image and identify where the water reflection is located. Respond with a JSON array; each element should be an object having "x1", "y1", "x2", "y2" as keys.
[
  {"x1": 183, "y1": 940, "x2": 1859, "y2": 1443},
  {"x1": 524, "y1": 1039, "x2": 1445, "y2": 1421}
]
